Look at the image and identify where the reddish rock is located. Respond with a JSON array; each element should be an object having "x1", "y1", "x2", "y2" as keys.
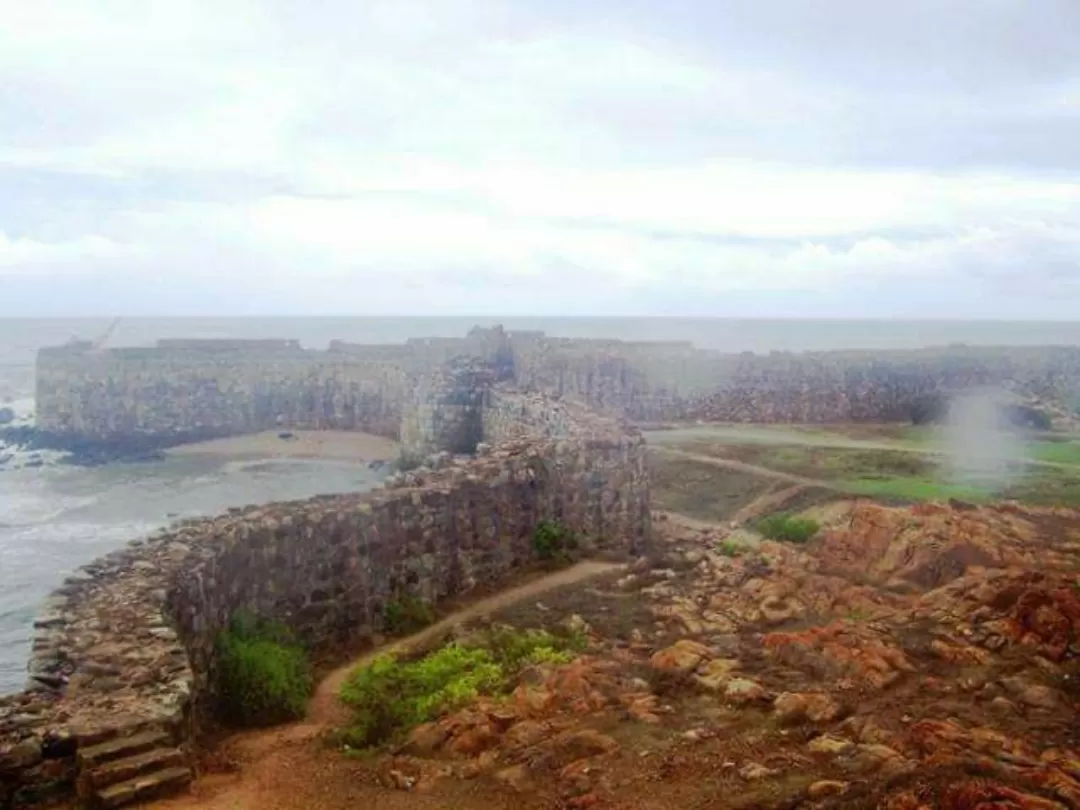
[
  {"x1": 402, "y1": 722, "x2": 451, "y2": 755},
  {"x1": 773, "y1": 692, "x2": 841, "y2": 724},
  {"x1": 504, "y1": 720, "x2": 550, "y2": 748},
  {"x1": 566, "y1": 793, "x2": 602, "y2": 809},
  {"x1": 649, "y1": 640, "x2": 712, "y2": 676},
  {"x1": 548, "y1": 729, "x2": 619, "y2": 764},
  {"x1": 693, "y1": 658, "x2": 738, "y2": 692},
  {"x1": 448, "y1": 725, "x2": 500, "y2": 756},
  {"x1": 724, "y1": 677, "x2": 766, "y2": 705},
  {"x1": 493, "y1": 764, "x2": 533, "y2": 792},
  {"x1": 808, "y1": 780, "x2": 849, "y2": 798}
]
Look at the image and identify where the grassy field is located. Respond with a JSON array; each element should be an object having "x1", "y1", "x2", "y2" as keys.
[
  {"x1": 647, "y1": 423, "x2": 1080, "y2": 511},
  {"x1": 647, "y1": 452, "x2": 780, "y2": 522},
  {"x1": 1026, "y1": 438, "x2": 1080, "y2": 466}
]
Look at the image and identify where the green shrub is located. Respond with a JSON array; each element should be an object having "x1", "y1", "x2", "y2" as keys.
[
  {"x1": 339, "y1": 626, "x2": 580, "y2": 749},
  {"x1": 483, "y1": 625, "x2": 583, "y2": 670},
  {"x1": 216, "y1": 613, "x2": 313, "y2": 727},
  {"x1": 384, "y1": 594, "x2": 436, "y2": 635},
  {"x1": 532, "y1": 519, "x2": 579, "y2": 564},
  {"x1": 717, "y1": 540, "x2": 744, "y2": 558},
  {"x1": 755, "y1": 513, "x2": 821, "y2": 544}
]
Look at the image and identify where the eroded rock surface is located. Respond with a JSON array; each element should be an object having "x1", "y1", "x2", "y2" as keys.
[{"x1": 365, "y1": 501, "x2": 1080, "y2": 809}]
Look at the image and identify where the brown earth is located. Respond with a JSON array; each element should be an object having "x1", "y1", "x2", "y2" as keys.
[
  {"x1": 154, "y1": 500, "x2": 1080, "y2": 810},
  {"x1": 165, "y1": 429, "x2": 399, "y2": 461}
]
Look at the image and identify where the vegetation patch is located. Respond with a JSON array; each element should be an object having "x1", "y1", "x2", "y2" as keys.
[
  {"x1": 384, "y1": 594, "x2": 436, "y2": 635},
  {"x1": 839, "y1": 476, "x2": 994, "y2": 504},
  {"x1": 339, "y1": 626, "x2": 585, "y2": 749},
  {"x1": 532, "y1": 519, "x2": 579, "y2": 565},
  {"x1": 717, "y1": 540, "x2": 745, "y2": 558},
  {"x1": 1028, "y1": 440, "x2": 1080, "y2": 467},
  {"x1": 216, "y1": 612, "x2": 313, "y2": 727},
  {"x1": 686, "y1": 441, "x2": 932, "y2": 481},
  {"x1": 755, "y1": 512, "x2": 821, "y2": 544},
  {"x1": 648, "y1": 452, "x2": 777, "y2": 522},
  {"x1": 1004, "y1": 469, "x2": 1080, "y2": 509}
]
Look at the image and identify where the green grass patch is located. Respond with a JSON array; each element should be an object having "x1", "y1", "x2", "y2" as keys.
[
  {"x1": 532, "y1": 519, "x2": 579, "y2": 564},
  {"x1": 755, "y1": 513, "x2": 821, "y2": 543},
  {"x1": 717, "y1": 540, "x2": 744, "y2": 558},
  {"x1": 216, "y1": 613, "x2": 313, "y2": 727},
  {"x1": 648, "y1": 453, "x2": 777, "y2": 523},
  {"x1": 384, "y1": 594, "x2": 436, "y2": 635},
  {"x1": 1027, "y1": 440, "x2": 1080, "y2": 467},
  {"x1": 838, "y1": 476, "x2": 993, "y2": 504},
  {"x1": 339, "y1": 626, "x2": 585, "y2": 749},
  {"x1": 684, "y1": 441, "x2": 933, "y2": 482},
  {"x1": 1004, "y1": 470, "x2": 1080, "y2": 509}
]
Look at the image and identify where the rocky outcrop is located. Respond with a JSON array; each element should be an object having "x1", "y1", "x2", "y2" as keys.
[{"x1": 364, "y1": 500, "x2": 1080, "y2": 808}]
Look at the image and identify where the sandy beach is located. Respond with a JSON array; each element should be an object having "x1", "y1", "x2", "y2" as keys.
[{"x1": 166, "y1": 430, "x2": 400, "y2": 462}]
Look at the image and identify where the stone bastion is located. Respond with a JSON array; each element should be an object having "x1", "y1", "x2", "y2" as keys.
[{"x1": 1, "y1": 359, "x2": 650, "y2": 807}]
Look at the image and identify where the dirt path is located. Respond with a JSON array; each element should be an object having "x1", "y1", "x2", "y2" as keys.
[
  {"x1": 646, "y1": 424, "x2": 1080, "y2": 470},
  {"x1": 151, "y1": 560, "x2": 623, "y2": 810},
  {"x1": 308, "y1": 560, "x2": 623, "y2": 727},
  {"x1": 730, "y1": 483, "x2": 810, "y2": 525},
  {"x1": 653, "y1": 446, "x2": 819, "y2": 486}
]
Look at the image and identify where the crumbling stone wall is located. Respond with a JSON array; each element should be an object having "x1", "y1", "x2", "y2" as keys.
[
  {"x1": 35, "y1": 328, "x2": 1080, "y2": 451},
  {"x1": 35, "y1": 343, "x2": 409, "y2": 445},
  {"x1": 35, "y1": 327, "x2": 515, "y2": 451},
  {"x1": 399, "y1": 359, "x2": 495, "y2": 464},
  {"x1": 1, "y1": 381, "x2": 649, "y2": 808},
  {"x1": 511, "y1": 340, "x2": 1080, "y2": 424}
]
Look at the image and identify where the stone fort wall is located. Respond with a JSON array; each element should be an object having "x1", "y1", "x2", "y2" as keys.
[
  {"x1": 1, "y1": 380, "x2": 649, "y2": 808},
  {"x1": 36, "y1": 331, "x2": 1080, "y2": 448}
]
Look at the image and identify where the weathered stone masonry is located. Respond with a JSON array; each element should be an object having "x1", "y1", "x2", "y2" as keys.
[
  {"x1": 36, "y1": 333, "x2": 1080, "y2": 447},
  {"x1": 2, "y1": 358, "x2": 649, "y2": 808}
]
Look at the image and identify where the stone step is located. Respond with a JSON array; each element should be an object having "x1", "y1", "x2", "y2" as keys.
[
  {"x1": 89, "y1": 746, "x2": 187, "y2": 791},
  {"x1": 77, "y1": 729, "x2": 171, "y2": 769},
  {"x1": 94, "y1": 766, "x2": 193, "y2": 809}
]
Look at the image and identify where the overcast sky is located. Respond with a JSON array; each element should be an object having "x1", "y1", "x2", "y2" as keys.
[{"x1": 1, "y1": 0, "x2": 1079, "y2": 317}]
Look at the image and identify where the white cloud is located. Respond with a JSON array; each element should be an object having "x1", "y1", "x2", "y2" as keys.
[
  {"x1": 0, "y1": 232, "x2": 130, "y2": 270},
  {"x1": 0, "y1": 0, "x2": 1079, "y2": 314}
]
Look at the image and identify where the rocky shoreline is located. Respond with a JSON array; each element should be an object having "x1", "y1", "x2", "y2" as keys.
[{"x1": 0, "y1": 425, "x2": 236, "y2": 469}]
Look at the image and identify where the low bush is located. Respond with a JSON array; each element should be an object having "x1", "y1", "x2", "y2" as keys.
[
  {"x1": 384, "y1": 594, "x2": 436, "y2": 635},
  {"x1": 717, "y1": 540, "x2": 744, "y2": 558},
  {"x1": 755, "y1": 512, "x2": 821, "y2": 544},
  {"x1": 339, "y1": 626, "x2": 582, "y2": 749},
  {"x1": 216, "y1": 613, "x2": 313, "y2": 727},
  {"x1": 532, "y1": 519, "x2": 579, "y2": 564}
]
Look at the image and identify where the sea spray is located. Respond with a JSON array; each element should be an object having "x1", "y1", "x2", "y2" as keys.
[{"x1": 938, "y1": 387, "x2": 1027, "y2": 493}]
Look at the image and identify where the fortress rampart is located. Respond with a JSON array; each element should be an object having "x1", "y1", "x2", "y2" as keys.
[
  {"x1": 31, "y1": 330, "x2": 1080, "y2": 453},
  {"x1": 34, "y1": 331, "x2": 1080, "y2": 448},
  {"x1": 1, "y1": 343, "x2": 649, "y2": 808}
]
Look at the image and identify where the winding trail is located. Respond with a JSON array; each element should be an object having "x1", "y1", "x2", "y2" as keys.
[
  {"x1": 652, "y1": 446, "x2": 818, "y2": 486},
  {"x1": 645, "y1": 423, "x2": 1080, "y2": 471},
  {"x1": 307, "y1": 560, "x2": 622, "y2": 727},
  {"x1": 151, "y1": 560, "x2": 623, "y2": 810}
]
